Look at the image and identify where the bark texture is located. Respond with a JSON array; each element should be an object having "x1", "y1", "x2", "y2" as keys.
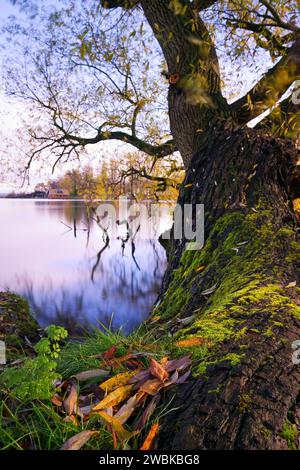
[{"x1": 153, "y1": 126, "x2": 300, "y2": 450}]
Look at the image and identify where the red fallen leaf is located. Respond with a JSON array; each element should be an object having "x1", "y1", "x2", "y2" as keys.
[
  {"x1": 60, "y1": 430, "x2": 98, "y2": 450},
  {"x1": 102, "y1": 345, "x2": 117, "y2": 361},
  {"x1": 63, "y1": 382, "x2": 78, "y2": 415},
  {"x1": 165, "y1": 355, "x2": 192, "y2": 373},
  {"x1": 149, "y1": 358, "x2": 169, "y2": 382},
  {"x1": 134, "y1": 394, "x2": 161, "y2": 431},
  {"x1": 140, "y1": 423, "x2": 160, "y2": 450}
]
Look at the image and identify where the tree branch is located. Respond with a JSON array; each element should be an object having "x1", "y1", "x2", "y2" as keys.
[
  {"x1": 256, "y1": 93, "x2": 300, "y2": 141},
  {"x1": 101, "y1": 0, "x2": 139, "y2": 9},
  {"x1": 230, "y1": 38, "x2": 300, "y2": 124}
]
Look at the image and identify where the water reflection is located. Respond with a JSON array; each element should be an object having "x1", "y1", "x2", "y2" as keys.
[{"x1": 0, "y1": 199, "x2": 172, "y2": 335}]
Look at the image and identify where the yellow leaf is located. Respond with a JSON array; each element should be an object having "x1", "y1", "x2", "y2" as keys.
[
  {"x1": 92, "y1": 385, "x2": 133, "y2": 411},
  {"x1": 195, "y1": 265, "x2": 205, "y2": 273},
  {"x1": 97, "y1": 411, "x2": 137, "y2": 442},
  {"x1": 100, "y1": 370, "x2": 140, "y2": 392}
]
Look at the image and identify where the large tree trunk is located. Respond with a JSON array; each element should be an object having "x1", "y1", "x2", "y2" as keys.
[{"x1": 154, "y1": 124, "x2": 300, "y2": 450}]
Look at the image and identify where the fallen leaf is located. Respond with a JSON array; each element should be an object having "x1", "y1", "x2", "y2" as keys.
[
  {"x1": 97, "y1": 410, "x2": 137, "y2": 442},
  {"x1": 176, "y1": 337, "x2": 205, "y2": 348},
  {"x1": 100, "y1": 370, "x2": 140, "y2": 392},
  {"x1": 176, "y1": 369, "x2": 192, "y2": 384},
  {"x1": 73, "y1": 369, "x2": 109, "y2": 382},
  {"x1": 201, "y1": 284, "x2": 217, "y2": 296},
  {"x1": 134, "y1": 395, "x2": 160, "y2": 431},
  {"x1": 164, "y1": 370, "x2": 179, "y2": 387},
  {"x1": 160, "y1": 357, "x2": 168, "y2": 365},
  {"x1": 286, "y1": 281, "x2": 297, "y2": 288},
  {"x1": 128, "y1": 370, "x2": 152, "y2": 384},
  {"x1": 165, "y1": 355, "x2": 192, "y2": 372},
  {"x1": 140, "y1": 423, "x2": 160, "y2": 450},
  {"x1": 60, "y1": 430, "x2": 98, "y2": 450},
  {"x1": 63, "y1": 415, "x2": 78, "y2": 426},
  {"x1": 195, "y1": 265, "x2": 205, "y2": 273},
  {"x1": 149, "y1": 316, "x2": 161, "y2": 323},
  {"x1": 77, "y1": 405, "x2": 93, "y2": 417},
  {"x1": 177, "y1": 315, "x2": 196, "y2": 325},
  {"x1": 92, "y1": 385, "x2": 133, "y2": 411},
  {"x1": 140, "y1": 379, "x2": 165, "y2": 396},
  {"x1": 149, "y1": 358, "x2": 169, "y2": 382},
  {"x1": 51, "y1": 394, "x2": 63, "y2": 407},
  {"x1": 102, "y1": 345, "x2": 117, "y2": 360},
  {"x1": 63, "y1": 382, "x2": 78, "y2": 415},
  {"x1": 114, "y1": 394, "x2": 139, "y2": 424}
]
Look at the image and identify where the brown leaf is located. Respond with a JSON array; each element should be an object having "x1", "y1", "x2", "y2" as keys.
[
  {"x1": 164, "y1": 370, "x2": 179, "y2": 387},
  {"x1": 73, "y1": 369, "x2": 110, "y2": 382},
  {"x1": 134, "y1": 394, "x2": 160, "y2": 431},
  {"x1": 140, "y1": 379, "x2": 164, "y2": 396},
  {"x1": 149, "y1": 358, "x2": 169, "y2": 382},
  {"x1": 165, "y1": 355, "x2": 192, "y2": 372},
  {"x1": 51, "y1": 394, "x2": 63, "y2": 407},
  {"x1": 114, "y1": 394, "x2": 140, "y2": 424},
  {"x1": 128, "y1": 370, "x2": 152, "y2": 384},
  {"x1": 60, "y1": 430, "x2": 98, "y2": 450},
  {"x1": 100, "y1": 370, "x2": 140, "y2": 392},
  {"x1": 63, "y1": 415, "x2": 78, "y2": 426},
  {"x1": 176, "y1": 369, "x2": 192, "y2": 384},
  {"x1": 63, "y1": 383, "x2": 78, "y2": 415},
  {"x1": 92, "y1": 385, "x2": 133, "y2": 411},
  {"x1": 195, "y1": 265, "x2": 205, "y2": 273},
  {"x1": 102, "y1": 345, "x2": 117, "y2": 360},
  {"x1": 140, "y1": 423, "x2": 159, "y2": 450},
  {"x1": 176, "y1": 337, "x2": 205, "y2": 348}
]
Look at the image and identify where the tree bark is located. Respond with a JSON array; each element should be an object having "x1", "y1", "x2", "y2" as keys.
[{"x1": 153, "y1": 125, "x2": 300, "y2": 449}]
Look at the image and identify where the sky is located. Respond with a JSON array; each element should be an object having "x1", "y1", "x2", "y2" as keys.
[{"x1": 0, "y1": 0, "x2": 125, "y2": 193}]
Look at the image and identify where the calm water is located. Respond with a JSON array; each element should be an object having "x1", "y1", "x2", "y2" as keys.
[{"x1": 0, "y1": 199, "x2": 172, "y2": 334}]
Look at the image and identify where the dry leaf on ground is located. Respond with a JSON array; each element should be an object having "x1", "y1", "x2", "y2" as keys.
[
  {"x1": 92, "y1": 385, "x2": 133, "y2": 411},
  {"x1": 140, "y1": 423, "x2": 160, "y2": 450},
  {"x1": 73, "y1": 369, "x2": 109, "y2": 382},
  {"x1": 60, "y1": 430, "x2": 98, "y2": 450},
  {"x1": 176, "y1": 337, "x2": 205, "y2": 348},
  {"x1": 63, "y1": 382, "x2": 78, "y2": 415},
  {"x1": 100, "y1": 370, "x2": 139, "y2": 392},
  {"x1": 149, "y1": 358, "x2": 169, "y2": 382}
]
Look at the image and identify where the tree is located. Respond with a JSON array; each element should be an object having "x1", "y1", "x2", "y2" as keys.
[{"x1": 4, "y1": 0, "x2": 300, "y2": 449}]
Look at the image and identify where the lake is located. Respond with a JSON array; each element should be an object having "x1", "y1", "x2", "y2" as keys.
[{"x1": 0, "y1": 199, "x2": 173, "y2": 334}]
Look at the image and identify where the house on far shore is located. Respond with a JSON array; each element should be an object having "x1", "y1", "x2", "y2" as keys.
[{"x1": 48, "y1": 188, "x2": 70, "y2": 199}]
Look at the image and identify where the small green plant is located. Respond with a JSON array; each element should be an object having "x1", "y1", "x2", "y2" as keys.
[{"x1": 0, "y1": 325, "x2": 68, "y2": 401}]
